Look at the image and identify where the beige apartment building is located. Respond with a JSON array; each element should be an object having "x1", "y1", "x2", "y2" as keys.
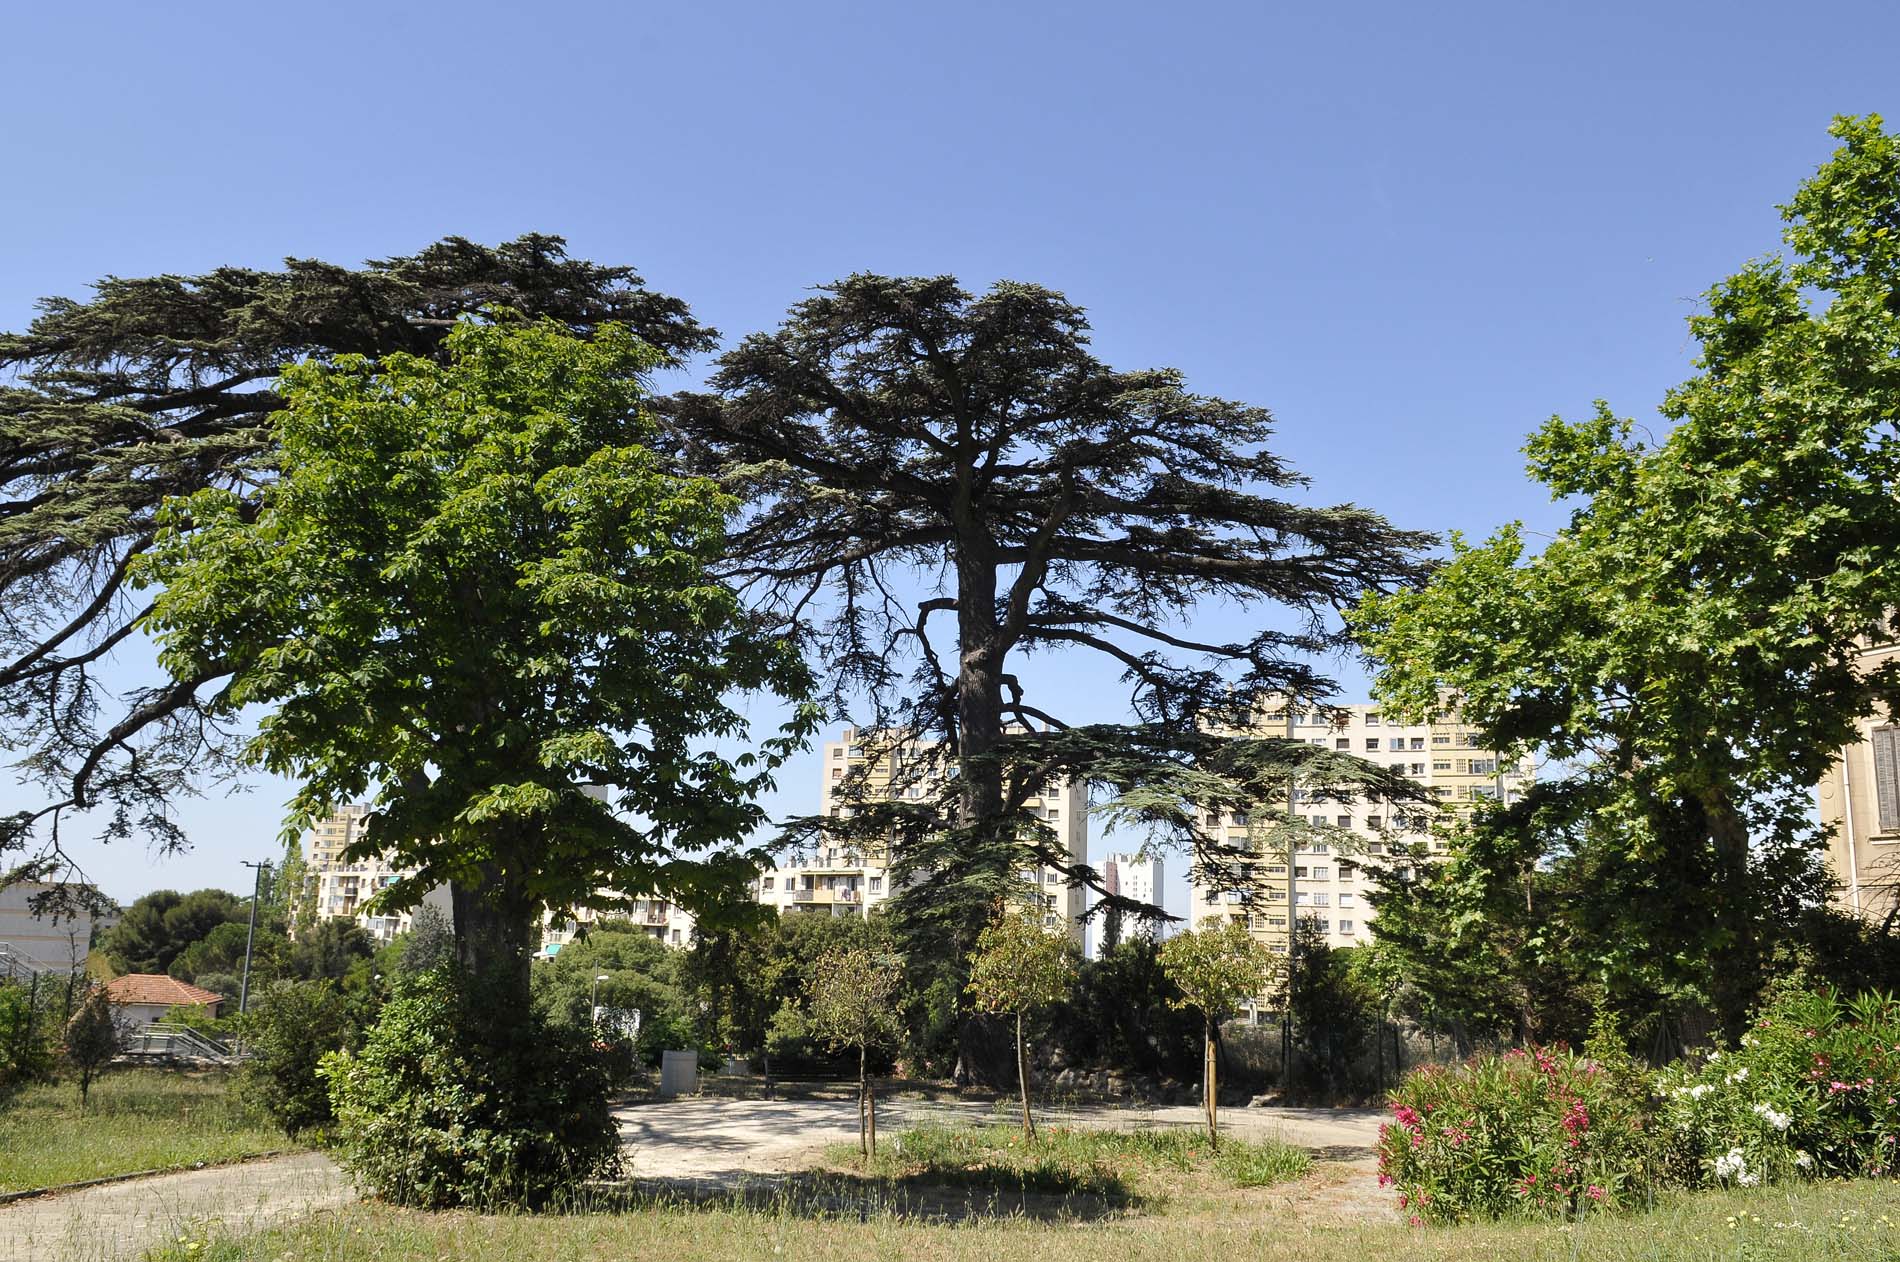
[
  {"x1": 1817, "y1": 638, "x2": 1900, "y2": 928},
  {"x1": 1188, "y1": 703, "x2": 1534, "y2": 955},
  {"x1": 301, "y1": 805, "x2": 451, "y2": 944},
  {"x1": 756, "y1": 727, "x2": 1090, "y2": 943},
  {"x1": 541, "y1": 898, "x2": 697, "y2": 956}
]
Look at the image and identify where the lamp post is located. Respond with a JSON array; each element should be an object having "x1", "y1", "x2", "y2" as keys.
[
  {"x1": 591, "y1": 974, "x2": 611, "y2": 1028},
  {"x1": 236, "y1": 859, "x2": 271, "y2": 1052}
]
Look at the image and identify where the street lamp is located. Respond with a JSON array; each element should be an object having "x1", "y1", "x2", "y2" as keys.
[
  {"x1": 591, "y1": 974, "x2": 611, "y2": 1027},
  {"x1": 235, "y1": 859, "x2": 271, "y2": 1053}
]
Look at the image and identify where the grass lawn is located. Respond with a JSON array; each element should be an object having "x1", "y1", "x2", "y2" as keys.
[
  {"x1": 0, "y1": 1068, "x2": 290, "y2": 1192},
  {"x1": 822, "y1": 1123, "x2": 1311, "y2": 1198},
  {"x1": 138, "y1": 1120, "x2": 1900, "y2": 1262}
]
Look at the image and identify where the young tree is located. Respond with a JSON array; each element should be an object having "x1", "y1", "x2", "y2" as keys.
[
  {"x1": 1350, "y1": 115, "x2": 1900, "y2": 1041},
  {"x1": 668, "y1": 275, "x2": 1431, "y2": 1068},
  {"x1": 0, "y1": 236, "x2": 711, "y2": 902},
  {"x1": 136, "y1": 317, "x2": 815, "y2": 1023},
  {"x1": 1158, "y1": 918, "x2": 1274, "y2": 1145},
  {"x1": 62, "y1": 983, "x2": 121, "y2": 1111},
  {"x1": 965, "y1": 910, "x2": 1078, "y2": 1137},
  {"x1": 807, "y1": 942, "x2": 904, "y2": 1157}
]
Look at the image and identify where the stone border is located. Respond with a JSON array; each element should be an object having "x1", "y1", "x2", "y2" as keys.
[{"x1": 0, "y1": 1148, "x2": 297, "y2": 1206}]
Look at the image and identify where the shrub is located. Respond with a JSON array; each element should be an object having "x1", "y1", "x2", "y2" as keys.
[
  {"x1": 1655, "y1": 986, "x2": 1900, "y2": 1187},
  {"x1": 321, "y1": 966, "x2": 620, "y2": 1208},
  {"x1": 1376, "y1": 1041, "x2": 1654, "y2": 1224},
  {"x1": 239, "y1": 979, "x2": 354, "y2": 1135}
]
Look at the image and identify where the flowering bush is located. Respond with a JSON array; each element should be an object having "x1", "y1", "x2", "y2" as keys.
[
  {"x1": 1656, "y1": 987, "x2": 1900, "y2": 1187},
  {"x1": 1376, "y1": 1040, "x2": 1654, "y2": 1224}
]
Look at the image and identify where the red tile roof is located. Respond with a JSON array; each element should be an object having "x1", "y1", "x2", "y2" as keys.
[{"x1": 102, "y1": 974, "x2": 224, "y2": 1009}]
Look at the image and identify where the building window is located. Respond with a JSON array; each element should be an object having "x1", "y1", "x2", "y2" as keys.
[
  {"x1": 1433, "y1": 734, "x2": 1452, "y2": 745},
  {"x1": 1336, "y1": 815, "x2": 1352, "y2": 828},
  {"x1": 1335, "y1": 738, "x2": 1350, "y2": 750},
  {"x1": 762, "y1": 876, "x2": 775, "y2": 890},
  {"x1": 1311, "y1": 867, "x2": 1330, "y2": 880},
  {"x1": 1469, "y1": 758, "x2": 1497, "y2": 775},
  {"x1": 1433, "y1": 761, "x2": 1451, "y2": 771},
  {"x1": 1364, "y1": 738, "x2": 1379, "y2": 751},
  {"x1": 1875, "y1": 726, "x2": 1900, "y2": 832},
  {"x1": 1339, "y1": 920, "x2": 1355, "y2": 935},
  {"x1": 1388, "y1": 737, "x2": 1405, "y2": 751},
  {"x1": 1410, "y1": 762, "x2": 1426, "y2": 775},
  {"x1": 1339, "y1": 892, "x2": 1356, "y2": 907},
  {"x1": 1366, "y1": 815, "x2": 1383, "y2": 830},
  {"x1": 1366, "y1": 714, "x2": 1381, "y2": 727},
  {"x1": 1410, "y1": 737, "x2": 1425, "y2": 750},
  {"x1": 1311, "y1": 892, "x2": 1330, "y2": 906}
]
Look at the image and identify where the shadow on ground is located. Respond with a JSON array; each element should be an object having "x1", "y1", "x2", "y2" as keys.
[{"x1": 574, "y1": 1167, "x2": 1142, "y2": 1224}]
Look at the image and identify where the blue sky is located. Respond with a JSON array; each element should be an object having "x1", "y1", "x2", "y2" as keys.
[{"x1": 3, "y1": 1, "x2": 1896, "y2": 916}]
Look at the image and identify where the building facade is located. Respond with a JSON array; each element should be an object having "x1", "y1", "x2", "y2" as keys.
[
  {"x1": 301, "y1": 805, "x2": 451, "y2": 944},
  {"x1": 1816, "y1": 638, "x2": 1900, "y2": 928},
  {"x1": 541, "y1": 897, "x2": 697, "y2": 955},
  {"x1": 757, "y1": 727, "x2": 1090, "y2": 942},
  {"x1": 1187, "y1": 703, "x2": 1534, "y2": 957},
  {"x1": 0, "y1": 882, "x2": 94, "y2": 978},
  {"x1": 1092, "y1": 852, "x2": 1164, "y2": 956}
]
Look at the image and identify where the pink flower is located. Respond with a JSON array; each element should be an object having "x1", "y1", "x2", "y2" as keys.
[
  {"x1": 1397, "y1": 1194, "x2": 1408, "y2": 1208},
  {"x1": 1409, "y1": 1215, "x2": 1422, "y2": 1228},
  {"x1": 1587, "y1": 1185, "x2": 1605, "y2": 1202}
]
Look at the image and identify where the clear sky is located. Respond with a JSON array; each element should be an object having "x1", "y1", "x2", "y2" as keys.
[{"x1": 3, "y1": 0, "x2": 1896, "y2": 919}]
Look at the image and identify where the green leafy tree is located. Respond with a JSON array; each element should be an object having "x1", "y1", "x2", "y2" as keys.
[
  {"x1": 1158, "y1": 918, "x2": 1274, "y2": 1144},
  {"x1": 680, "y1": 908, "x2": 795, "y2": 1091},
  {"x1": 531, "y1": 925, "x2": 700, "y2": 1064},
  {"x1": 1051, "y1": 938, "x2": 1202, "y2": 1081},
  {"x1": 1350, "y1": 115, "x2": 1900, "y2": 1042},
  {"x1": 62, "y1": 983, "x2": 121, "y2": 1111},
  {"x1": 102, "y1": 888, "x2": 245, "y2": 975},
  {"x1": 240, "y1": 978, "x2": 354, "y2": 1135},
  {"x1": 669, "y1": 275, "x2": 1430, "y2": 1075},
  {"x1": 287, "y1": 918, "x2": 375, "y2": 984},
  {"x1": 167, "y1": 919, "x2": 253, "y2": 982},
  {"x1": 965, "y1": 910, "x2": 1079, "y2": 1137},
  {"x1": 136, "y1": 317, "x2": 815, "y2": 1026},
  {"x1": 808, "y1": 942, "x2": 904, "y2": 1157},
  {"x1": 395, "y1": 905, "x2": 454, "y2": 977},
  {"x1": 0, "y1": 237, "x2": 712, "y2": 898}
]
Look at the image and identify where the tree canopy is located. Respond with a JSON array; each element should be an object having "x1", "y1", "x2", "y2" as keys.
[
  {"x1": 0, "y1": 235, "x2": 712, "y2": 894},
  {"x1": 135, "y1": 316, "x2": 814, "y2": 1005},
  {"x1": 666, "y1": 274, "x2": 1431, "y2": 1065},
  {"x1": 1350, "y1": 114, "x2": 1900, "y2": 1042}
]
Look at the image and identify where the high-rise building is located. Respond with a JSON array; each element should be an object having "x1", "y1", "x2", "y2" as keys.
[
  {"x1": 1093, "y1": 852, "x2": 1164, "y2": 956},
  {"x1": 300, "y1": 805, "x2": 450, "y2": 944},
  {"x1": 1186, "y1": 703, "x2": 1534, "y2": 956},
  {"x1": 1817, "y1": 636, "x2": 1900, "y2": 927},
  {"x1": 756, "y1": 727, "x2": 1089, "y2": 942}
]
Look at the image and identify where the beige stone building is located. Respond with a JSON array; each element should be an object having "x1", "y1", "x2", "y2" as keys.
[
  {"x1": 1188, "y1": 702, "x2": 1534, "y2": 955},
  {"x1": 756, "y1": 727, "x2": 1090, "y2": 942},
  {"x1": 301, "y1": 805, "x2": 451, "y2": 944},
  {"x1": 1816, "y1": 639, "x2": 1900, "y2": 928}
]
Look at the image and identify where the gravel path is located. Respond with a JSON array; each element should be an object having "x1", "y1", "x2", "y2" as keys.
[
  {"x1": 0, "y1": 1152, "x2": 349, "y2": 1262},
  {"x1": 614, "y1": 1093, "x2": 1382, "y2": 1182}
]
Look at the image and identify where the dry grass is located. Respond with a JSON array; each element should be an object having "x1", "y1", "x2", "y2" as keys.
[
  {"x1": 142, "y1": 1163, "x2": 1900, "y2": 1262},
  {"x1": 0, "y1": 1069, "x2": 288, "y2": 1192}
]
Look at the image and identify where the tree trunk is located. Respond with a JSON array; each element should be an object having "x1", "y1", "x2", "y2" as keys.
[
  {"x1": 1205, "y1": 1017, "x2": 1218, "y2": 1147},
  {"x1": 953, "y1": 544, "x2": 1008, "y2": 1078},
  {"x1": 1016, "y1": 1011, "x2": 1035, "y2": 1139},
  {"x1": 858, "y1": 1043, "x2": 869, "y2": 1157},
  {"x1": 1696, "y1": 786, "x2": 1757, "y2": 1043},
  {"x1": 450, "y1": 858, "x2": 534, "y2": 1013},
  {"x1": 868, "y1": 1070, "x2": 878, "y2": 1158}
]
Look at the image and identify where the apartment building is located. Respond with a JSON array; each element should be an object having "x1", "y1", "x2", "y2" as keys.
[
  {"x1": 0, "y1": 881, "x2": 94, "y2": 978},
  {"x1": 1092, "y1": 852, "x2": 1164, "y2": 956},
  {"x1": 757, "y1": 727, "x2": 1090, "y2": 942},
  {"x1": 301, "y1": 805, "x2": 451, "y2": 944},
  {"x1": 541, "y1": 898, "x2": 697, "y2": 955},
  {"x1": 1817, "y1": 637, "x2": 1900, "y2": 927},
  {"x1": 1187, "y1": 703, "x2": 1533, "y2": 956}
]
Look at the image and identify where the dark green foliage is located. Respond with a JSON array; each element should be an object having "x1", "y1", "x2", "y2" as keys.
[
  {"x1": 62, "y1": 984, "x2": 121, "y2": 1109},
  {"x1": 1052, "y1": 940, "x2": 1201, "y2": 1081},
  {"x1": 1351, "y1": 116, "x2": 1900, "y2": 1042},
  {"x1": 531, "y1": 926, "x2": 700, "y2": 1066},
  {"x1": 286, "y1": 918, "x2": 374, "y2": 984},
  {"x1": 139, "y1": 317, "x2": 815, "y2": 1024},
  {"x1": 240, "y1": 979, "x2": 353, "y2": 1136},
  {"x1": 669, "y1": 275, "x2": 1432, "y2": 1070},
  {"x1": 322, "y1": 967, "x2": 620, "y2": 1209},
  {"x1": 1, "y1": 235, "x2": 712, "y2": 889},
  {"x1": 166, "y1": 919, "x2": 251, "y2": 982},
  {"x1": 0, "y1": 982, "x2": 60, "y2": 1095},
  {"x1": 1283, "y1": 922, "x2": 1373, "y2": 1101},
  {"x1": 103, "y1": 888, "x2": 245, "y2": 975},
  {"x1": 394, "y1": 905, "x2": 453, "y2": 977}
]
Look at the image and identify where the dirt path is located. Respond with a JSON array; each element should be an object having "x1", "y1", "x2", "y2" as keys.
[
  {"x1": 0, "y1": 1152, "x2": 349, "y2": 1262},
  {"x1": 613, "y1": 1093, "x2": 1382, "y2": 1181}
]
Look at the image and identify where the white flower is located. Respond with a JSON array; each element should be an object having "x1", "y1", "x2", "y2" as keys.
[
  {"x1": 1738, "y1": 1172, "x2": 1760, "y2": 1187},
  {"x1": 1688, "y1": 1083, "x2": 1712, "y2": 1100},
  {"x1": 1714, "y1": 1147, "x2": 1749, "y2": 1181},
  {"x1": 1796, "y1": 1151, "x2": 1814, "y2": 1170},
  {"x1": 1751, "y1": 1102, "x2": 1791, "y2": 1131},
  {"x1": 1725, "y1": 1068, "x2": 1749, "y2": 1084}
]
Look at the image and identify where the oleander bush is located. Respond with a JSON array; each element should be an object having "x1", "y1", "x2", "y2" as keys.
[
  {"x1": 321, "y1": 966, "x2": 620, "y2": 1209},
  {"x1": 1656, "y1": 986, "x2": 1900, "y2": 1189},
  {"x1": 1376, "y1": 1038, "x2": 1655, "y2": 1225},
  {"x1": 1380, "y1": 987, "x2": 1900, "y2": 1225}
]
